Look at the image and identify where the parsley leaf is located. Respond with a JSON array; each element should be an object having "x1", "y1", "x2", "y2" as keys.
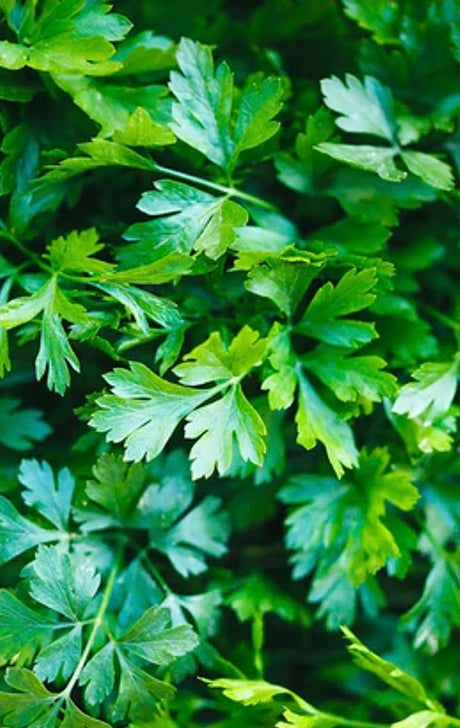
[
  {"x1": 279, "y1": 448, "x2": 419, "y2": 625},
  {"x1": 0, "y1": 277, "x2": 89, "y2": 394},
  {"x1": 392, "y1": 354, "x2": 460, "y2": 425},
  {"x1": 295, "y1": 268, "x2": 378, "y2": 349},
  {"x1": 0, "y1": 398, "x2": 51, "y2": 450},
  {"x1": 316, "y1": 74, "x2": 455, "y2": 189},
  {"x1": 91, "y1": 326, "x2": 268, "y2": 477},
  {"x1": 169, "y1": 38, "x2": 284, "y2": 173},
  {"x1": 123, "y1": 180, "x2": 248, "y2": 262}
]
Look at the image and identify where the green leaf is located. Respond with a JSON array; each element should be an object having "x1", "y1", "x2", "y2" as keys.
[
  {"x1": 113, "y1": 31, "x2": 176, "y2": 75},
  {"x1": 402, "y1": 559, "x2": 460, "y2": 654},
  {"x1": 342, "y1": 0, "x2": 400, "y2": 43},
  {"x1": 295, "y1": 371, "x2": 359, "y2": 478},
  {"x1": 296, "y1": 268, "x2": 378, "y2": 349},
  {"x1": 53, "y1": 73, "x2": 171, "y2": 137},
  {"x1": 315, "y1": 143, "x2": 406, "y2": 182},
  {"x1": 0, "y1": 668, "x2": 110, "y2": 727},
  {"x1": 174, "y1": 326, "x2": 267, "y2": 385},
  {"x1": 118, "y1": 605, "x2": 199, "y2": 664},
  {"x1": 0, "y1": 497, "x2": 58, "y2": 564},
  {"x1": 18, "y1": 459, "x2": 74, "y2": 529},
  {"x1": 0, "y1": 40, "x2": 28, "y2": 69},
  {"x1": 79, "y1": 642, "x2": 115, "y2": 706},
  {"x1": 85, "y1": 453, "x2": 146, "y2": 521},
  {"x1": 111, "y1": 659, "x2": 175, "y2": 721},
  {"x1": 262, "y1": 324, "x2": 297, "y2": 410},
  {"x1": 0, "y1": 277, "x2": 89, "y2": 394},
  {"x1": 96, "y1": 282, "x2": 182, "y2": 335},
  {"x1": 169, "y1": 38, "x2": 283, "y2": 172},
  {"x1": 46, "y1": 228, "x2": 115, "y2": 275},
  {"x1": 304, "y1": 346, "x2": 397, "y2": 403},
  {"x1": 90, "y1": 362, "x2": 211, "y2": 461},
  {"x1": 185, "y1": 385, "x2": 267, "y2": 479},
  {"x1": 142, "y1": 475, "x2": 229, "y2": 576},
  {"x1": 28, "y1": 545, "x2": 100, "y2": 621},
  {"x1": 0, "y1": 668, "x2": 61, "y2": 728},
  {"x1": 245, "y1": 257, "x2": 319, "y2": 316},
  {"x1": 341, "y1": 627, "x2": 438, "y2": 707},
  {"x1": 228, "y1": 573, "x2": 311, "y2": 626},
  {"x1": 401, "y1": 151, "x2": 455, "y2": 191},
  {"x1": 206, "y1": 677, "x2": 291, "y2": 706},
  {"x1": 124, "y1": 180, "x2": 248, "y2": 261},
  {"x1": 279, "y1": 449, "x2": 418, "y2": 626},
  {"x1": 40, "y1": 139, "x2": 155, "y2": 185},
  {"x1": 113, "y1": 106, "x2": 176, "y2": 147},
  {"x1": 392, "y1": 355, "x2": 460, "y2": 424},
  {"x1": 277, "y1": 710, "x2": 339, "y2": 728},
  {"x1": 275, "y1": 107, "x2": 336, "y2": 194},
  {"x1": 0, "y1": 590, "x2": 53, "y2": 661},
  {"x1": 320, "y1": 74, "x2": 396, "y2": 141},
  {"x1": 0, "y1": 399, "x2": 51, "y2": 450}
]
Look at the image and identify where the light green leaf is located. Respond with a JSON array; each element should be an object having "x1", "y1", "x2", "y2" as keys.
[
  {"x1": 320, "y1": 74, "x2": 396, "y2": 141},
  {"x1": 53, "y1": 72, "x2": 170, "y2": 137},
  {"x1": 174, "y1": 326, "x2": 267, "y2": 385},
  {"x1": 277, "y1": 710, "x2": 339, "y2": 728},
  {"x1": 0, "y1": 399, "x2": 51, "y2": 451},
  {"x1": 90, "y1": 362, "x2": 211, "y2": 461},
  {"x1": 0, "y1": 40, "x2": 28, "y2": 69},
  {"x1": 39, "y1": 139, "x2": 155, "y2": 185},
  {"x1": 392, "y1": 355, "x2": 460, "y2": 424},
  {"x1": 228, "y1": 573, "x2": 311, "y2": 626},
  {"x1": 47, "y1": 228, "x2": 115, "y2": 275},
  {"x1": 316, "y1": 143, "x2": 406, "y2": 182},
  {"x1": 342, "y1": 626, "x2": 438, "y2": 707},
  {"x1": 391, "y1": 711, "x2": 452, "y2": 728},
  {"x1": 113, "y1": 106, "x2": 176, "y2": 147},
  {"x1": 232, "y1": 76, "x2": 285, "y2": 159},
  {"x1": 262, "y1": 324, "x2": 297, "y2": 410},
  {"x1": 401, "y1": 151, "x2": 454, "y2": 191},
  {"x1": 295, "y1": 371, "x2": 359, "y2": 477},
  {"x1": 206, "y1": 677, "x2": 291, "y2": 706},
  {"x1": 342, "y1": 0, "x2": 400, "y2": 43},
  {"x1": 185, "y1": 386, "x2": 267, "y2": 479}
]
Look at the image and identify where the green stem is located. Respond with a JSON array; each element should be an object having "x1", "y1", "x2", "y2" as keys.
[
  {"x1": 151, "y1": 161, "x2": 276, "y2": 211},
  {"x1": 252, "y1": 611, "x2": 265, "y2": 678},
  {"x1": 2, "y1": 231, "x2": 53, "y2": 276},
  {"x1": 59, "y1": 556, "x2": 120, "y2": 700}
]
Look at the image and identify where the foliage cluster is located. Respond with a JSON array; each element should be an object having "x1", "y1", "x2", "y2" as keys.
[{"x1": 0, "y1": 0, "x2": 459, "y2": 726}]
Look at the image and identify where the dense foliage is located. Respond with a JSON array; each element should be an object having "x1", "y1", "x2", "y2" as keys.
[{"x1": 0, "y1": 0, "x2": 459, "y2": 726}]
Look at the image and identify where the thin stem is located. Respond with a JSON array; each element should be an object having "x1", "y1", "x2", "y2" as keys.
[
  {"x1": 59, "y1": 555, "x2": 120, "y2": 700},
  {"x1": 2, "y1": 231, "x2": 53, "y2": 276},
  {"x1": 151, "y1": 161, "x2": 276, "y2": 211}
]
